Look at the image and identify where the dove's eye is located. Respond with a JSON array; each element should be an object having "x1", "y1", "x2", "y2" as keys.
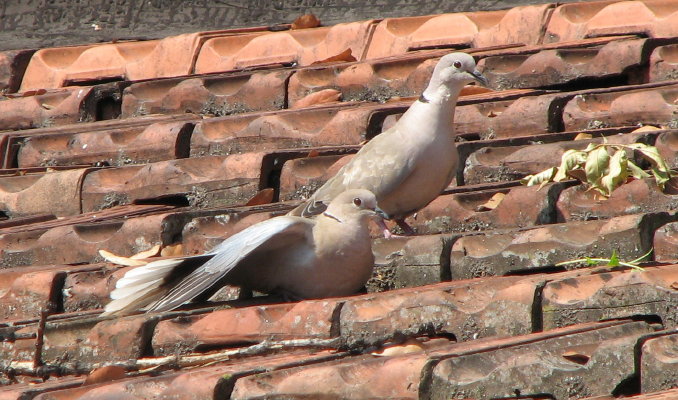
[
  {"x1": 353, "y1": 198, "x2": 362, "y2": 207},
  {"x1": 453, "y1": 61, "x2": 462, "y2": 69}
]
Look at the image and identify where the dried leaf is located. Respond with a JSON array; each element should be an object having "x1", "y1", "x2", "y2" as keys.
[
  {"x1": 486, "y1": 110, "x2": 500, "y2": 118},
  {"x1": 584, "y1": 145, "x2": 610, "y2": 188},
  {"x1": 99, "y1": 249, "x2": 148, "y2": 266},
  {"x1": 573, "y1": 132, "x2": 593, "y2": 140},
  {"x1": 599, "y1": 149, "x2": 628, "y2": 196},
  {"x1": 476, "y1": 192, "x2": 505, "y2": 211},
  {"x1": 130, "y1": 244, "x2": 161, "y2": 260},
  {"x1": 246, "y1": 188, "x2": 275, "y2": 206},
  {"x1": 84, "y1": 365, "x2": 126, "y2": 385},
  {"x1": 161, "y1": 243, "x2": 184, "y2": 257},
  {"x1": 306, "y1": 149, "x2": 320, "y2": 158},
  {"x1": 631, "y1": 125, "x2": 661, "y2": 133},
  {"x1": 562, "y1": 351, "x2": 591, "y2": 365},
  {"x1": 291, "y1": 14, "x2": 321, "y2": 29},
  {"x1": 292, "y1": 88, "x2": 341, "y2": 109},
  {"x1": 311, "y1": 48, "x2": 356, "y2": 65},
  {"x1": 553, "y1": 149, "x2": 587, "y2": 182},
  {"x1": 371, "y1": 339, "x2": 425, "y2": 357},
  {"x1": 521, "y1": 167, "x2": 557, "y2": 188},
  {"x1": 40, "y1": 103, "x2": 54, "y2": 110},
  {"x1": 671, "y1": 281, "x2": 678, "y2": 290}
]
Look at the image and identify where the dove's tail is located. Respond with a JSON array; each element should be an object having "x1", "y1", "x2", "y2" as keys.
[{"x1": 102, "y1": 255, "x2": 213, "y2": 316}]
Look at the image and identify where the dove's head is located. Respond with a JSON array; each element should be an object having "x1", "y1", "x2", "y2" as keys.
[
  {"x1": 434, "y1": 52, "x2": 488, "y2": 87},
  {"x1": 324, "y1": 189, "x2": 386, "y2": 223}
]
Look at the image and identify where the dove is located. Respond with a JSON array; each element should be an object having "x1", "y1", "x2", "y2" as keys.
[
  {"x1": 289, "y1": 52, "x2": 488, "y2": 236},
  {"x1": 103, "y1": 189, "x2": 384, "y2": 315}
]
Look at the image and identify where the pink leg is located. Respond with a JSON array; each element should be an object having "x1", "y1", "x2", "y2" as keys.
[{"x1": 376, "y1": 218, "x2": 415, "y2": 238}]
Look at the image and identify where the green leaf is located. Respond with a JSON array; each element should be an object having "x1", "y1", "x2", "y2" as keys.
[
  {"x1": 627, "y1": 160, "x2": 650, "y2": 180},
  {"x1": 554, "y1": 149, "x2": 587, "y2": 182},
  {"x1": 584, "y1": 146, "x2": 610, "y2": 188},
  {"x1": 600, "y1": 149, "x2": 628, "y2": 196},
  {"x1": 521, "y1": 167, "x2": 557, "y2": 187},
  {"x1": 607, "y1": 250, "x2": 620, "y2": 267},
  {"x1": 628, "y1": 143, "x2": 673, "y2": 188}
]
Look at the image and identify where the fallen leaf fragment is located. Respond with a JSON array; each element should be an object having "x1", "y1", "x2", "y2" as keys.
[
  {"x1": 292, "y1": 88, "x2": 342, "y2": 109},
  {"x1": 671, "y1": 281, "x2": 678, "y2": 290},
  {"x1": 573, "y1": 132, "x2": 592, "y2": 140},
  {"x1": 291, "y1": 14, "x2": 320, "y2": 29},
  {"x1": 246, "y1": 188, "x2": 275, "y2": 206},
  {"x1": 130, "y1": 244, "x2": 161, "y2": 260},
  {"x1": 161, "y1": 243, "x2": 184, "y2": 257},
  {"x1": 371, "y1": 339, "x2": 425, "y2": 357},
  {"x1": 562, "y1": 350, "x2": 591, "y2": 365},
  {"x1": 99, "y1": 249, "x2": 148, "y2": 267},
  {"x1": 476, "y1": 192, "x2": 505, "y2": 211},
  {"x1": 632, "y1": 125, "x2": 661, "y2": 133},
  {"x1": 312, "y1": 48, "x2": 356, "y2": 65},
  {"x1": 84, "y1": 365, "x2": 126, "y2": 385}
]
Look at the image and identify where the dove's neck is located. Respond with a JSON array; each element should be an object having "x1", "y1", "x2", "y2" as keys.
[{"x1": 398, "y1": 81, "x2": 463, "y2": 135}]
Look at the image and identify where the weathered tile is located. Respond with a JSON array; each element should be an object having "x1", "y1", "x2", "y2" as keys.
[
  {"x1": 189, "y1": 103, "x2": 371, "y2": 158},
  {"x1": 370, "y1": 234, "x2": 454, "y2": 291},
  {"x1": 410, "y1": 182, "x2": 570, "y2": 234},
  {"x1": 231, "y1": 339, "x2": 451, "y2": 400},
  {"x1": 542, "y1": 264, "x2": 678, "y2": 330},
  {"x1": 19, "y1": 33, "x2": 206, "y2": 91},
  {"x1": 31, "y1": 350, "x2": 339, "y2": 400},
  {"x1": 641, "y1": 332, "x2": 678, "y2": 392},
  {"x1": 152, "y1": 299, "x2": 340, "y2": 355},
  {"x1": 41, "y1": 313, "x2": 159, "y2": 366},
  {"x1": 121, "y1": 69, "x2": 291, "y2": 118},
  {"x1": 649, "y1": 43, "x2": 678, "y2": 82},
  {"x1": 0, "y1": 87, "x2": 92, "y2": 131},
  {"x1": 195, "y1": 21, "x2": 373, "y2": 73},
  {"x1": 653, "y1": 221, "x2": 678, "y2": 262},
  {"x1": 557, "y1": 178, "x2": 678, "y2": 222},
  {"x1": 365, "y1": 5, "x2": 550, "y2": 59},
  {"x1": 0, "y1": 168, "x2": 89, "y2": 218},
  {"x1": 563, "y1": 86, "x2": 678, "y2": 131},
  {"x1": 339, "y1": 274, "x2": 543, "y2": 347},
  {"x1": 80, "y1": 153, "x2": 265, "y2": 212},
  {"x1": 288, "y1": 52, "x2": 445, "y2": 106},
  {"x1": 479, "y1": 38, "x2": 649, "y2": 90},
  {"x1": 16, "y1": 119, "x2": 197, "y2": 168},
  {"x1": 450, "y1": 213, "x2": 672, "y2": 279},
  {"x1": 545, "y1": 0, "x2": 678, "y2": 43},
  {"x1": 426, "y1": 321, "x2": 657, "y2": 399},
  {"x1": 0, "y1": 266, "x2": 64, "y2": 321},
  {"x1": 0, "y1": 49, "x2": 35, "y2": 94},
  {"x1": 0, "y1": 213, "x2": 177, "y2": 267}
]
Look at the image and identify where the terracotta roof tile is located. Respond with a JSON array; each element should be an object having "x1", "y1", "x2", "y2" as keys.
[
  {"x1": 541, "y1": 264, "x2": 678, "y2": 329},
  {"x1": 16, "y1": 119, "x2": 197, "y2": 168},
  {"x1": 195, "y1": 21, "x2": 374, "y2": 73},
  {"x1": 0, "y1": 49, "x2": 35, "y2": 94},
  {"x1": 450, "y1": 213, "x2": 672, "y2": 279},
  {"x1": 120, "y1": 69, "x2": 292, "y2": 118},
  {"x1": 365, "y1": 5, "x2": 550, "y2": 59},
  {"x1": 545, "y1": 0, "x2": 678, "y2": 43},
  {"x1": 649, "y1": 43, "x2": 678, "y2": 82},
  {"x1": 2, "y1": 0, "x2": 678, "y2": 397},
  {"x1": 640, "y1": 332, "x2": 678, "y2": 392},
  {"x1": 427, "y1": 320, "x2": 656, "y2": 399}
]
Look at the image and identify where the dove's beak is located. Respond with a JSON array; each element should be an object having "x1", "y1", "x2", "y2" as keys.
[
  {"x1": 374, "y1": 206, "x2": 390, "y2": 220},
  {"x1": 470, "y1": 69, "x2": 489, "y2": 87}
]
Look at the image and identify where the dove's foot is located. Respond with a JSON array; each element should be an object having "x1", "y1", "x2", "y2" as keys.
[{"x1": 395, "y1": 219, "x2": 416, "y2": 235}]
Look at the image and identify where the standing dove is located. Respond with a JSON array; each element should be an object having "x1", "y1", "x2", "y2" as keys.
[
  {"x1": 103, "y1": 189, "x2": 384, "y2": 315},
  {"x1": 289, "y1": 52, "x2": 488, "y2": 235}
]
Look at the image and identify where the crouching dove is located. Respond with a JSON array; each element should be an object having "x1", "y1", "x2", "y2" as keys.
[
  {"x1": 289, "y1": 53, "x2": 488, "y2": 236},
  {"x1": 103, "y1": 189, "x2": 384, "y2": 316}
]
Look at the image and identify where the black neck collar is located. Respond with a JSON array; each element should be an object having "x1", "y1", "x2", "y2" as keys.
[
  {"x1": 418, "y1": 93, "x2": 430, "y2": 103},
  {"x1": 322, "y1": 212, "x2": 343, "y2": 224}
]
